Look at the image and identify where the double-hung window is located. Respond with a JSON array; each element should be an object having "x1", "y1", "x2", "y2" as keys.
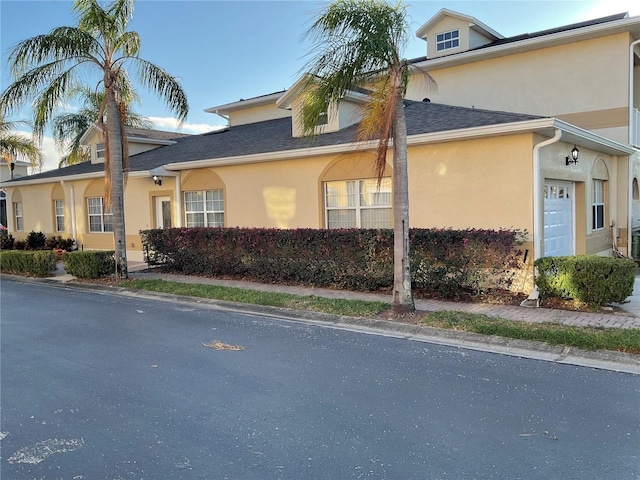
[
  {"x1": 87, "y1": 197, "x2": 113, "y2": 232},
  {"x1": 54, "y1": 199, "x2": 65, "y2": 232},
  {"x1": 184, "y1": 190, "x2": 224, "y2": 227},
  {"x1": 592, "y1": 180, "x2": 605, "y2": 230},
  {"x1": 325, "y1": 178, "x2": 392, "y2": 229},
  {"x1": 96, "y1": 143, "x2": 106, "y2": 159},
  {"x1": 14, "y1": 202, "x2": 23, "y2": 231},
  {"x1": 436, "y1": 29, "x2": 459, "y2": 52}
]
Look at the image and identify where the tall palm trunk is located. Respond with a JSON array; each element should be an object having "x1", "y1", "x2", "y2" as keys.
[
  {"x1": 105, "y1": 88, "x2": 128, "y2": 279},
  {"x1": 391, "y1": 90, "x2": 414, "y2": 312}
]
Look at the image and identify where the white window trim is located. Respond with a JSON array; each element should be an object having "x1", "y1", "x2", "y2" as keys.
[
  {"x1": 96, "y1": 143, "x2": 106, "y2": 159},
  {"x1": 14, "y1": 202, "x2": 23, "y2": 231},
  {"x1": 592, "y1": 180, "x2": 605, "y2": 231},
  {"x1": 54, "y1": 199, "x2": 65, "y2": 232},
  {"x1": 436, "y1": 29, "x2": 460, "y2": 52},
  {"x1": 324, "y1": 178, "x2": 392, "y2": 229},
  {"x1": 87, "y1": 197, "x2": 113, "y2": 233},
  {"x1": 184, "y1": 190, "x2": 224, "y2": 228}
]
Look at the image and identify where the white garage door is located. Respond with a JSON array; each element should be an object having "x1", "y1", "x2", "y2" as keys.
[{"x1": 544, "y1": 181, "x2": 574, "y2": 257}]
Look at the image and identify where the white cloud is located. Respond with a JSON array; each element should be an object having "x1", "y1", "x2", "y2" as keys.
[
  {"x1": 37, "y1": 135, "x2": 61, "y2": 173},
  {"x1": 146, "y1": 116, "x2": 224, "y2": 134},
  {"x1": 12, "y1": 131, "x2": 60, "y2": 174}
]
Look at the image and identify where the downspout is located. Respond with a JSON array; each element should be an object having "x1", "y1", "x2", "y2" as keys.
[
  {"x1": 175, "y1": 174, "x2": 182, "y2": 227},
  {"x1": 523, "y1": 128, "x2": 562, "y2": 306},
  {"x1": 60, "y1": 181, "x2": 77, "y2": 244},
  {"x1": 533, "y1": 129, "x2": 563, "y2": 262},
  {"x1": 628, "y1": 39, "x2": 640, "y2": 257}
]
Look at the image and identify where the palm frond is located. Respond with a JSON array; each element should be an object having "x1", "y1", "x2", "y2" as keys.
[
  {"x1": 302, "y1": 0, "x2": 413, "y2": 178},
  {"x1": 31, "y1": 69, "x2": 81, "y2": 140},
  {"x1": 0, "y1": 117, "x2": 43, "y2": 169},
  {"x1": 115, "y1": 31, "x2": 140, "y2": 58},
  {"x1": 133, "y1": 58, "x2": 189, "y2": 124},
  {"x1": 9, "y1": 27, "x2": 99, "y2": 76}
]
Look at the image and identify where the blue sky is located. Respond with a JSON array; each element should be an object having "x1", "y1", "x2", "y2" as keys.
[{"x1": 2, "y1": 0, "x2": 639, "y2": 171}]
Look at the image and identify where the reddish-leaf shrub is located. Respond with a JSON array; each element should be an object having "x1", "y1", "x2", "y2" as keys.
[{"x1": 140, "y1": 227, "x2": 524, "y2": 298}]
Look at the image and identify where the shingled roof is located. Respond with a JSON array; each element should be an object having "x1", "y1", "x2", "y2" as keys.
[
  {"x1": 8, "y1": 101, "x2": 544, "y2": 182},
  {"x1": 124, "y1": 126, "x2": 192, "y2": 141}
]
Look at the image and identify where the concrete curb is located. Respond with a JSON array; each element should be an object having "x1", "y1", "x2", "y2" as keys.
[{"x1": 4, "y1": 273, "x2": 638, "y2": 375}]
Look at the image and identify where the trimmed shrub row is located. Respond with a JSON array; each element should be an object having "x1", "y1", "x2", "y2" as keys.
[
  {"x1": 534, "y1": 255, "x2": 636, "y2": 306},
  {"x1": 0, "y1": 250, "x2": 115, "y2": 279},
  {"x1": 0, "y1": 250, "x2": 58, "y2": 277},
  {"x1": 63, "y1": 251, "x2": 115, "y2": 278},
  {"x1": 141, "y1": 227, "x2": 524, "y2": 298}
]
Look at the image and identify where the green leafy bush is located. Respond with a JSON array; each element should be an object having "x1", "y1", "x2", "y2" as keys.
[
  {"x1": 534, "y1": 255, "x2": 636, "y2": 306},
  {"x1": 141, "y1": 227, "x2": 524, "y2": 298},
  {"x1": 45, "y1": 236, "x2": 75, "y2": 251},
  {"x1": 0, "y1": 250, "x2": 58, "y2": 277},
  {"x1": 63, "y1": 250, "x2": 115, "y2": 278},
  {"x1": 26, "y1": 231, "x2": 47, "y2": 250},
  {"x1": 1, "y1": 229, "x2": 14, "y2": 250}
]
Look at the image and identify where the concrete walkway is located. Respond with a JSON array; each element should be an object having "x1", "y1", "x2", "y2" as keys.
[{"x1": 118, "y1": 261, "x2": 640, "y2": 330}]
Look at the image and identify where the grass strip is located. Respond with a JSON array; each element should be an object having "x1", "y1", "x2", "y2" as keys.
[
  {"x1": 122, "y1": 279, "x2": 639, "y2": 353},
  {"x1": 123, "y1": 279, "x2": 389, "y2": 317},
  {"x1": 421, "y1": 311, "x2": 640, "y2": 354}
]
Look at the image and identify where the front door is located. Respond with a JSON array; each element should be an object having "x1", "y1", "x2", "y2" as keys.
[
  {"x1": 543, "y1": 181, "x2": 574, "y2": 256},
  {"x1": 155, "y1": 196, "x2": 172, "y2": 229}
]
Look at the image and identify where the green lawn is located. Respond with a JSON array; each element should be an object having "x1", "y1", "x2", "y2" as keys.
[{"x1": 122, "y1": 279, "x2": 640, "y2": 354}]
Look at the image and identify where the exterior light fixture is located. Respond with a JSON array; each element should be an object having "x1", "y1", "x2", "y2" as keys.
[
  {"x1": 566, "y1": 145, "x2": 579, "y2": 166},
  {"x1": 10, "y1": 160, "x2": 15, "y2": 180},
  {"x1": 152, "y1": 175, "x2": 162, "y2": 186}
]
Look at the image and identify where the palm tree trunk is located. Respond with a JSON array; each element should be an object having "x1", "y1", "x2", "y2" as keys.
[
  {"x1": 391, "y1": 93, "x2": 414, "y2": 313},
  {"x1": 105, "y1": 90, "x2": 128, "y2": 279}
]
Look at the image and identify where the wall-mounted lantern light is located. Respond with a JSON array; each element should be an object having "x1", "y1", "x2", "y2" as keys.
[
  {"x1": 152, "y1": 175, "x2": 162, "y2": 186},
  {"x1": 565, "y1": 145, "x2": 579, "y2": 166}
]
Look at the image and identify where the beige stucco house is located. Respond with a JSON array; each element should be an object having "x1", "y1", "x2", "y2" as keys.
[
  {"x1": 2, "y1": 9, "x2": 639, "y2": 292},
  {"x1": 0, "y1": 158, "x2": 29, "y2": 227}
]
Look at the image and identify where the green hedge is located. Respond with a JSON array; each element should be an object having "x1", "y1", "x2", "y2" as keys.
[
  {"x1": 141, "y1": 227, "x2": 524, "y2": 298},
  {"x1": 63, "y1": 251, "x2": 115, "y2": 278},
  {"x1": 534, "y1": 255, "x2": 636, "y2": 306},
  {"x1": 0, "y1": 250, "x2": 58, "y2": 277}
]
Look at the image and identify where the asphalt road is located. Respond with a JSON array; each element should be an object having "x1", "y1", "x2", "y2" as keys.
[{"x1": 1, "y1": 279, "x2": 639, "y2": 479}]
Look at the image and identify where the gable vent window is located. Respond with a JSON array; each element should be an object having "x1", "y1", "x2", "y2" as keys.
[
  {"x1": 316, "y1": 111, "x2": 328, "y2": 127},
  {"x1": 96, "y1": 143, "x2": 106, "y2": 159},
  {"x1": 436, "y1": 30, "x2": 459, "y2": 52}
]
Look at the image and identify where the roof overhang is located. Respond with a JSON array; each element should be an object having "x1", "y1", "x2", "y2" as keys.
[
  {"x1": 158, "y1": 118, "x2": 635, "y2": 172},
  {"x1": 4, "y1": 118, "x2": 634, "y2": 188},
  {"x1": 205, "y1": 91, "x2": 286, "y2": 117},
  {"x1": 125, "y1": 136, "x2": 177, "y2": 146},
  {"x1": 413, "y1": 15, "x2": 640, "y2": 71},
  {"x1": 78, "y1": 124, "x2": 180, "y2": 146},
  {"x1": 0, "y1": 167, "x2": 177, "y2": 188}
]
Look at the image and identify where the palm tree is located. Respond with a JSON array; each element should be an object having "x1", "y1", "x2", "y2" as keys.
[
  {"x1": 302, "y1": 0, "x2": 430, "y2": 313},
  {"x1": 0, "y1": 116, "x2": 43, "y2": 176},
  {"x1": 54, "y1": 85, "x2": 151, "y2": 167},
  {"x1": 1, "y1": 0, "x2": 189, "y2": 278}
]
